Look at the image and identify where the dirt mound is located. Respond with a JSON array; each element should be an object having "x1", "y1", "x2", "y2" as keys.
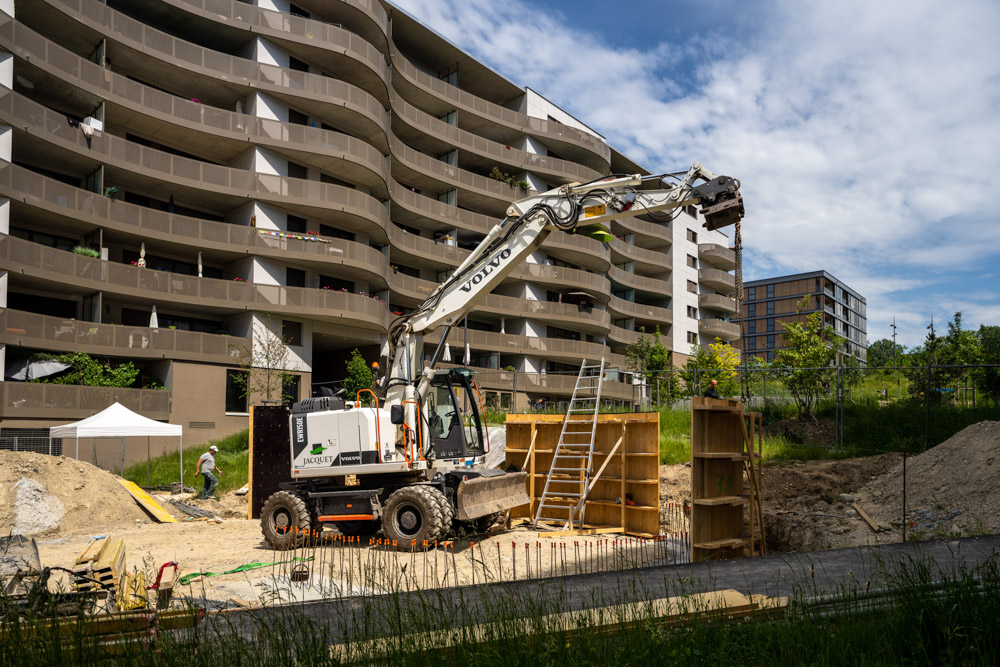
[
  {"x1": 858, "y1": 420, "x2": 1000, "y2": 538},
  {"x1": 0, "y1": 451, "x2": 150, "y2": 537}
]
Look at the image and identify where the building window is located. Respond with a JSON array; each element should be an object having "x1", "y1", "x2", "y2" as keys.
[
  {"x1": 686, "y1": 254, "x2": 697, "y2": 268},
  {"x1": 687, "y1": 306, "x2": 697, "y2": 319},
  {"x1": 747, "y1": 287, "x2": 755, "y2": 301},
  {"x1": 287, "y1": 214, "x2": 307, "y2": 233},
  {"x1": 686, "y1": 228, "x2": 697, "y2": 243},
  {"x1": 288, "y1": 56, "x2": 309, "y2": 72},
  {"x1": 747, "y1": 320, "x2": 756, "y2": 334},
  {"x1": 283, "y1": 320, "x2": 302, "y2": 346},
  {"x1": 747, "y1": 336, "x2": 756, "y2": 350},
  {"x1": 687, "y1": 280, "x2": 697, "y2": 294},
  {"x1": 766, "y1": 284, "x2": 774, "y2": 299},
  {"x1": 767, "y1": 301, "x2": 775, "y2": 316},
  {"x1": 747, "y1": 303, "x2": 756, "y2": 317},
  {"x1": 767, "y1": 318, "x2": 775, "y2": 332},
  {"x1": 286, "y1": 267, "x2": 306, "y2": 287},
  {"x1": 687, "y1": 331, "x2": 698, "y2": 344},
  {"x1": 287, "y1": 161, "x2": 308, "y2": 180},
  {"x1": 767, "y1": 351, "x2": 775, "y2": 362},
  {"x1": 225, "y1": 369, "x2": 248, "y2": 413},
  {"x1": 288, "y1": 108, "x2": 308, "y2": 126},
  {"x1": 767, "y1": 335, "x2": 775, "y2": 349},
  {"x1": 282, "y1": 375, "x2": 300, "y2": 406},
  {"x1": 320, "y1": 275, "x2": 354, "y2": 292}
]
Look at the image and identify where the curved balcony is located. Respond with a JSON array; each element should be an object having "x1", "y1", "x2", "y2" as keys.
[
  {"x1": 45, "y1": 0, "x2": 389, "y2": 150},
  {"x1": 542, "y1": 233, "x2": 610, "y2": 272},
  {"x1": 699, "y1": 267, "x2": 736, "y2": 293},
  {"x1": 387, "y1": 226, "x2": 467, "y2": 269},
  {"x1": 1, "y1": 20, "x2": 392, "y2": 197},
  {"x1": 387, "y1": 271, "x2": 436, "y2": 304},
  {"x1": 608, "y1": 296, "x2": 672, "y2": 325},
  {"x1": 512, "y1": 263, "x2": 610, "y2": 301},
  {"x1": 477, "y1": 296, "x2": 610, "y2": 334},
  {"x1": 516, "y1": 373, "x2": 632, "y2": 400},
  {"x1": 388, "y1": 180, "x2": 493, "y2": 235},
  {"x1": 389, "y1": 137, "x2": 513, "y2": 214},
  {"x1": 613, "y1": 216, "x2": 672, "y2": 246},
  {"x1": 0, "y1": 308, "x2": 245, "y2": 366},
  {"x1": 290, "y1": 0, "x2": 388, "y2": 49},
  {"x1": 607, "y1": 266, "x2": 672, "y2": 297},
  {"x1": 699, "y1": 318, "x2": 741, "y2": 342},
  {"x1": 609, "y1": 238, "x2": 671, "y2": 273},
  {"x1": 608, "y1": 325, "x2": 642, "y2": 346},
  {"x1": 698, "y1": 243, "x2": 736, "y2": 271},
  {"x1": 0, "y1": 236, "x2": 390, "y2": 331},
  {"x1": 698, "y1": 292, "x2": 738, "y2": 315},
  {"x1": 162, "y1": 0, "x2": 391, "y2": 104},
  {"x1": 424, "y1": 329, "x2": 612, "y2": 365},
  {"x1": 388, "y1": 44, "x2": 610, "y2": 172},
  {"x1": 2, "y1": 92, "x2": 390, "y2": 241},
  {"x1": 0, "y1": 164, "x2": 389, "y2": 288},
  {"x1": 0, "y1": 382, "x2": 170, "y2": 421},
  {"x1": 389, "y1": 92, "x2": 601, "y2": 186}
]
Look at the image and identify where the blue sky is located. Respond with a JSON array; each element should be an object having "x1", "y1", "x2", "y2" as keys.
[{"x1": 391, "y1": 0, "x2": 1000, "y2": 347}]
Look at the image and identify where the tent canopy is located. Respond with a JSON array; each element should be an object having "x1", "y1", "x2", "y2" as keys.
[{"x1": 50, "y1": 402, "x2": 181, "y2": 438}]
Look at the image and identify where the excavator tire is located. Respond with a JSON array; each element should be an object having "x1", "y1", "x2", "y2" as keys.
[
  {"x1": 261, "y1": 490, "x2": 312, "y2": 550},
  {"x1": 334, "y1": 519, "x2": 382, "y2": 537},
  {"x1": 382, "y1": 485, "x2": 451, "y2": 551}
]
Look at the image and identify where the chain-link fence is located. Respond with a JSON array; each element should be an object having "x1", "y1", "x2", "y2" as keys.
[{"x1": 0, "y1": 428, "x2": 62, "y2": 455}]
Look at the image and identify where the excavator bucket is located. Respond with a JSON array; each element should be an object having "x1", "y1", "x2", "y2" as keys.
[{"x1": 455, "y1": 471, "x2": 530, "y2": 521}]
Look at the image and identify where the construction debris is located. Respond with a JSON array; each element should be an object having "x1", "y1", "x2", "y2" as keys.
[
  {"x1": 71, "y1": 536, "x2": 126, "y2": 593},
  {"x1": 117, "y1": 479, "x2": 177, "y2": 523}
]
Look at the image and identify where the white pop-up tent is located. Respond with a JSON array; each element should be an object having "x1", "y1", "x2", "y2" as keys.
[{"x1": 49, "y1": 402, "x2": 183, "y2": 482}]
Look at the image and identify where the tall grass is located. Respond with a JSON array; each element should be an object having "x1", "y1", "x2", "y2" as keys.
[
  {"x1": 122, "y1": 430, "x2": 249, "y2": 495},
  {"x1": 1, "y1": 554, "x2": 997, "y2": 665}
]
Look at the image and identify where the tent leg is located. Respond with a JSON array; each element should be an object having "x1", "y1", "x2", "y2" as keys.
[
  {"x1": 121, "y1": 437, "x2": 125, "y2": 477},
  {"x1": 147, "y1": 436, "x2": 150, "y2": 487},
  {"x1": 179, "y1": 435, "x2": 183, "y2": 490},
  {"x1": 76, "y1": 436, "x2": 79, "y2": 460}
]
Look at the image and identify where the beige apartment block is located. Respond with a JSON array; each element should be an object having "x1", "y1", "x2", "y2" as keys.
[{"x1": 0, "y1": 0, "x2": 736, "y2": 462}]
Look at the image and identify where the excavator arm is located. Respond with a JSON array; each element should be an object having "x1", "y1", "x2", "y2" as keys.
[{"x1": 383, "y1": 163, "x2": 744, "y2": 451}]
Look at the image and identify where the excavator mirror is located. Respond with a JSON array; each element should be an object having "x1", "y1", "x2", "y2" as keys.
[{"x1": 390, "y1": 404, "x2": 405, "y2": 424}]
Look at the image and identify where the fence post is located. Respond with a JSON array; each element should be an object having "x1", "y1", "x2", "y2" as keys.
[{"x1": 12, "y1": 436, "x2": 17, "y2": 452}]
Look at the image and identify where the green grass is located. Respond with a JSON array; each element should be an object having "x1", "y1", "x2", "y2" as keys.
[
  {"x1": 1, "y1": 555, "x2": 998, "y2": 665},
  {"x1": 123, "y1": 429, "x2": 249, "y2": 495}
]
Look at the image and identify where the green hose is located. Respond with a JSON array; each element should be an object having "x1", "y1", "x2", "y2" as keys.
[{"x1": 179, "y1": 556, "x2": 314, "y2": 586}]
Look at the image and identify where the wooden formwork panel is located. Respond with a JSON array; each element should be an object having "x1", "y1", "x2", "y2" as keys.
[
  {"x1": 690, "y1": 397, "x2": 764, "y2": 561},
  {"x1": 505, "y1": 413, "x2": 660, "y2": 537}
]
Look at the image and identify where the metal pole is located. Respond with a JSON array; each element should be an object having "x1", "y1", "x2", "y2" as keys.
[
  {"x1": 924, "y1": 363, "x2": 931, "y2": 452},
  {"x1": 147, "y1": 436, "x2": 151, "y2": 487},
  {"x1": 121, "y1": 437, "x2": 125, "y2": 477},
  {"x1": 12, "y1": 436, "x2": 16, "y2": 452}
]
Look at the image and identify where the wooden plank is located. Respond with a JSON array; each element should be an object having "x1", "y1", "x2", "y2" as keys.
[
  {"x1": 117, "y1": 479, "x2": 178, "y2": 523},
  {"x1": 852, "y1": 502, "x2": 880, "y2": 532},
  {"x1": 537, "y1": 526, "x2": 623, "y2": 538},
  {"x1": 694, "y1": 537, "x2": 748, "y2": 549},
  {"x1": 94, "y1": 538, "x2": 124, "y2": 573},
  {"x1": 75, "y1": 536, "x2": 109, "y2": 565},
  {"x1": 693, "y1": 496, "x2": 746, "y2": 506}
]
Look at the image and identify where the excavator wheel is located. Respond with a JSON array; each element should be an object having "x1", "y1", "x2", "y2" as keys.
[
  {"x1": 382, "y1": 485, "x2": 452, "y2": 551},
  {"x1": 260, "y1": 490, "x2": 312, "y2": 550},
  {"x1": 334, "y1": 519, "x2": 382, "y2": 537}
]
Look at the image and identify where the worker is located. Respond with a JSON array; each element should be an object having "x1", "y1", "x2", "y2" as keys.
[
  {"x1": 196, "y1": 445, "x2": 222, "y2": 500},
  {"x1": 703, "y1": 378, "x2": 721, "y2": 399}
]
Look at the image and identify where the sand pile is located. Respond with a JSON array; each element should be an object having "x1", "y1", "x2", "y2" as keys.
[
  {"x1": 859, "y1": 420, "x2": 1000, "y2": 536},
  {"x1": 0, "y1": 450, "x2": 150, "y2": 537}
]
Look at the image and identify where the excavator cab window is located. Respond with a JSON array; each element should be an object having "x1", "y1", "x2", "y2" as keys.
[{"x1": 428, "y1": 372, "x2": 485, "y2": 460}]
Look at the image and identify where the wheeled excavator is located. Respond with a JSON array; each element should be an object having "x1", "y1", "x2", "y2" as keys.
[{"x1": 260, "y1": 163, "x2": 744, "y2": 550}]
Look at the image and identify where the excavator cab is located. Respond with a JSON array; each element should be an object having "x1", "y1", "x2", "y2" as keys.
[{"x1": 427, "y1": 369, "x2": 485, "y2": 461}]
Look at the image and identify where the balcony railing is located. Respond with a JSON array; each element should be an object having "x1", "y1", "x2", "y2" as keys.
[
  {"x1": 608, "y1": 296, "x2": 672, "y2": 323},
  {"x1": 697, "y1": 243, "x2": 736, "y2": 270},
  {"x1": 699, "y1": 318, "x2": 741, "y2": 340},
  {"x1": 698, "y1": 267, "x2": 736, "y2": 292},
  {"x1": 0, "y1": 382, "x2": 170, "y2": 420},
  {"x1": 608, "y1": 266, "x2": 672, "y2": 296},
  {"x1": 698, "y1": 293, "x2": 738, "y2": 315},
  {"x1": 0, "y1": 236, "x2": 389, "y2": 329},
  {"x1": 0, "y1": 309, "x2": 245, "y2": 365}
]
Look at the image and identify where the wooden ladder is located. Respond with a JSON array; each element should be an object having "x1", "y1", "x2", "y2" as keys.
[
  {"x1": 738, "y1": 406, "x2": 767, "y2": 556},
  {"x1": 532, "y1": 358, "x2": 606, "y2": 530}
]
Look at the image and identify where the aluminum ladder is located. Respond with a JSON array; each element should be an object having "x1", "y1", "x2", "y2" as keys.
[{"x1": 532, "y1": 358, "x2": 606, "y2": 530}]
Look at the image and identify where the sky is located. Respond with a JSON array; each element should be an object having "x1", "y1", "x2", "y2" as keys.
[{"x1": 389, "y1": 0, "x2": 1000, "y2": 348}]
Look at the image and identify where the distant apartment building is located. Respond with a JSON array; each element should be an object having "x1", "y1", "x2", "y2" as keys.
[
  {"x1": 739, "y1": 271, "x2": 867, "y2": 363},
  {"x1": 0, "y1": 0, "x2": 737, "y2": 461}
]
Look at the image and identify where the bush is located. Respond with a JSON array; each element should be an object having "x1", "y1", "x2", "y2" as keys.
[{"x1": 72, "y1": 245, "x2": 100, "y2": 258}]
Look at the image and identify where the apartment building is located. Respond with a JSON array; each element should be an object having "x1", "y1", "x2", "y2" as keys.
[
  {"x1": 0, "y1": 0, "x2": 737, "y2": 458},
  {"x1": 739, "y1": 271, "x2": 867, "y2": 363}
]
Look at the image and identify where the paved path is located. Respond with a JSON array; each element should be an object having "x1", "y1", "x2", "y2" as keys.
[{"x1": 207, "y1": 534, "x2": 1000, "y2": 639}]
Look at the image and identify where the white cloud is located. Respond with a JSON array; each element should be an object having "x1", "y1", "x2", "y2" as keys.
[{"x1": 390, "y1": 0, "x2": 1000, "y2": 346}]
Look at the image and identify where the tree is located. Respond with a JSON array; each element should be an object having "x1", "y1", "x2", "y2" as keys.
[
  {"x1": 973, "y1": 325, "x2": 1000, "y2": 404},
  {"x1": 867, "y1": 338, "x2": 906, "y2": 368},
  {"x1": 680, "y1": 338, "x2": 741, "y2": 398},
  {"x1": 36, "y1": 352, "x2": 140, "y2": 388},
  {"x1": 625, "y1": 326, "x2": 677, "y2": 406},
  {"x1": 773, "y1": 296, "x2": 844, "y2": 420},
  {"x1": 230, "y1": 314, "x2": 296, "y2": 406},
  {"x1": 905, "y1": 313, "x2": 981, "y2": 404},
  {"x1": 344, "y1": 348, "x2": 374, "y2": 404}
]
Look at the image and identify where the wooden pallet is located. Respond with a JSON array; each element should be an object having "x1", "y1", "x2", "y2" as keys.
[{"x1": 72, "y1": 537, "x2": 126, "y2": 592}]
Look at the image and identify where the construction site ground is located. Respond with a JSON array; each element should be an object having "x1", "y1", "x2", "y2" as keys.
[{"x1": 6, "y1": 420, "x2": 999, "y2": 608}]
